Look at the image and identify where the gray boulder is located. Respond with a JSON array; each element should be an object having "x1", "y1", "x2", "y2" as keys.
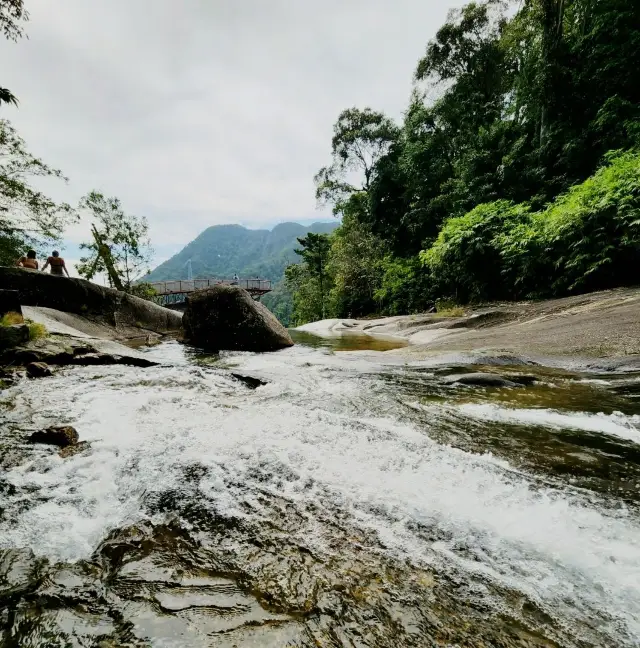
[{"x1": 183, "y1": 285, "x2": 294, "y2": 352}]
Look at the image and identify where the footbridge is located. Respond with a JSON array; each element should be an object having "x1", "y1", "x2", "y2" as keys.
[{"x1": 150, "y1": 278, "x2": 272, "y2": 309}]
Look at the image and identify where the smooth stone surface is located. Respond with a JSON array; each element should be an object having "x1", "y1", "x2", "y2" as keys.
[
  {"x1": 442, "y1": 372, "x2": 522, "y2": 388},
  {"x1": 183, "y1": 285, "x2": 294, "y2": 352}
]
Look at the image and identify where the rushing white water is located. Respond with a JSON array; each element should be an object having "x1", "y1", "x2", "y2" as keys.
[
  {"x1": 432, "y1": 402, "x2": 640, "y2": 444},
  {"x1": 1, "y1": 340, "x2": 640, "y2": 646}
]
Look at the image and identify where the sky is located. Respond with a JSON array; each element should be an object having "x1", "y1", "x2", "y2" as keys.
[{"x1": 0, "y1": 0, "x2": 462, "y2": 275}]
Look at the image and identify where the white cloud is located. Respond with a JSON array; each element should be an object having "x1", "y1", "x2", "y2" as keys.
[{"x1": 0, "y1": 0, "x2": 461, "y2": 264}]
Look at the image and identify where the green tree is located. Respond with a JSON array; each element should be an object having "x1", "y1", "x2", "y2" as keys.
[
  {"x1": 294, "y1": 232, "x2": 332, "y2": 319},
  {"x1": 77, "y1": 191, "x2": 153, "y2": 292},
  {"x1": 0, "y1": 119, "x2": 75, "y2": 264},
  {"x1": 289, "y1": 0, "x2": 640, "y2": 319},
  {"x1": 315, "y1": 107, "x2": 399, "y2": 213},
  {"x1": 0, "y1": 0, "x2": 28, "y2": 107},
  {"x1": 285, "y1": 262, "x2": 330, "y2": 326}
]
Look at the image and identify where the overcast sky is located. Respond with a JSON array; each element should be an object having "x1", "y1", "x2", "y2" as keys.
[{"x1": 0, "y1": 0, "x2": 461, "y2": 271}]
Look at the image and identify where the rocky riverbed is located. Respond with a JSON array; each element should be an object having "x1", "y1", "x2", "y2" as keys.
[
  {"x1": 298, "y1": 286, "x2": 640, "y2": 366},
  {"x1": 1, "y1": 334, "x2": 639, "y2": 647}
]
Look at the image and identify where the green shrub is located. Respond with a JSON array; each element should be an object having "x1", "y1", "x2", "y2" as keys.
[
  {"x1": 539, "y1": 149, "x2": 640, "y2": 294},
  {"x1": 128, "y1": 282, "x2": 158, "y2": 301},
  {"x1": 375, "y1": 255, "x2": 433, "y2": 315},
  {"x1": 420, "y1": 200, "x2": 531, "y2": 303},
  {"x1": 1, "y1": 311, "x2": 24, "y2": 326},
  {"x1": 421, "y1": 150, "x2": 640, "y2": 303},
  {"x1": 27, "y1": 321, "x2": 47, "y2": 340}
]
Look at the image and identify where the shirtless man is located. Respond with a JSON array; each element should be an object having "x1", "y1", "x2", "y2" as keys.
[
  {"x1": 16, "y1": 249, "x2": 39, "y2": 270},
  {"x1": 42, "y1": 250, "x2": 70, "y2": 277}
]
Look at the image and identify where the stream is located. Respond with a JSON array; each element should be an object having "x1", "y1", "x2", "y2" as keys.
[{"x1": 1, "y1": 333, "x2": 640, "y2": 647}]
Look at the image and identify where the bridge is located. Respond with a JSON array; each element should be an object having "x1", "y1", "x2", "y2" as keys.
[{"x1": 150, "y1": 278, "x2": 272, "y2": 309}]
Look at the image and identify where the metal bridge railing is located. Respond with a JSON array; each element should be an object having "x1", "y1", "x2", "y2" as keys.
[{"x1": 150, "y1": 278, "x2": 272, "y2": 296}]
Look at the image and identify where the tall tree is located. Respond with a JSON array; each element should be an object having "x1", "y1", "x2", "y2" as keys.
[
  {"x1": 314, "y1": 107, "x2": 399, "y2": 213},
  {"x1": 294, "y1": 232, "x2": 331, "y2": 319},
  {"x1": 0, "y1": 119, "x2": 75, "y2": 263},
  {"x1": 77, "y1": 191, "x2": 152, "y2": 292}
]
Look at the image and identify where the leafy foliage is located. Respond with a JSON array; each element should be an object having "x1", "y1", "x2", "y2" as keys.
[
  {"x1": 1, "y1": 0, "x2": 28, "y2": 107},
  {"x1": 421, "y1": 201, "x2": 532, "y2": 302},
  {"x1": 286, "y1": 0, "x2": 640, "y2": 322},
  {"x1": 77, "y1": 191, "x2": 152, "y2": 292},
  {"x1": 0, "y1": 119, "x2": 75, "y2": 264},
  {"x1": 294, "y1": 232, "x2": 331, "y2": 319},
  {"x1": 423, "y1": 151, "x2": 640, "y2": 302},
  {"x1": 315, "y1": 107, "x2": 399, "y2": 213}
]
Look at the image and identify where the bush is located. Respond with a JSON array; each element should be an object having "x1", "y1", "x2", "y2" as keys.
[
  {"x1": 128, "y1": 282, "x2": 157, "y2": 301},
  {"x1": 27, "y1": 321, "x2": 47, "y2": 340},
  {"x1": 375, "y1": 255, "x2": 433, "y2": 315},
  {"x1": 420, "y1": 200, "x2": 531, "y2": 303},
  {"x1": 539, "y1": 149, "x2": 640, "y2": 294},
  {"x1": 0, "y1": 311, "x2": 24, "y2": 326},
  {"x1": 421, "y1": 150, "x2": 640, "y2": 303}
]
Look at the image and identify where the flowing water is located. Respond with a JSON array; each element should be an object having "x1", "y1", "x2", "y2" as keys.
[{"x1": 1, "y1": 334, "x2": 640, "y2": 647}]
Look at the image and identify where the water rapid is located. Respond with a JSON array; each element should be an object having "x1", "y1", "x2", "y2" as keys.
[{"x1": 1, "y1": 338, "x2": 639, "y2": 647}]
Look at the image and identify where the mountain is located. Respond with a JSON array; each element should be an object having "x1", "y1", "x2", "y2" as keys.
[{"x1": 146, "y1": 221, "x2": 338, "y2": 283}]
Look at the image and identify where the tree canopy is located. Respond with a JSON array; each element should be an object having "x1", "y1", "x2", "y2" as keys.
[
  {"x1": 0, "y1": 120, "x2": 75, "y2": 264},
  {"x1": 286, "y1": 0, "x2": 640, "y2": 325},
  {"x1": 76, "y1": 191, "x2": 152, "y2": 292}
]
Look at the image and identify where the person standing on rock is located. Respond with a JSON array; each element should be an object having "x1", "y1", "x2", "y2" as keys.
[
  {"x1": 42, "y1": 250, "x2": 70, "y2": 277},
  {"x1": 16, "y1": 249, "x2": 39, "y2": 270}
]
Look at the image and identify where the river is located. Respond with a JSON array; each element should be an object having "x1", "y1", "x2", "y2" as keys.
[{"x1": 1, "y1": 334, "x2": 639, "y2": 647}]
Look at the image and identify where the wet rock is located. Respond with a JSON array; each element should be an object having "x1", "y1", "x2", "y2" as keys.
[
  {"x1": 28, "y1": 425, "x2": 79, "y2": 448},
  {"x1": 59, "y1": 441, "x2": 91, "y2": 458},
  {"x1": 0, "y1": 323, "x2": 29, "y2": 350},
  {"x1": 442, "y1": 372, "x2": 522, "y2": 388},
  {"x1": 231, "y1": 373, "x2": 268, "y2": 389},
  {"x1": 503, "y1": 373, "x2": 538, "y2": 386},
  {"x1": 26, "y1": 361, "x2": 53, "y2": 378},
  {"x1": 3, "y1": 338, "x2": 158, "y2": 368},
  {"x1": 183, "y1": 285, "x2": 294, "y2": 352},
  {"x1": 71, "y1": 352, "x2": 133, "y2": 366},
  {"x1": 0, "y1": 548, "x2": 43, "y2": 602}
]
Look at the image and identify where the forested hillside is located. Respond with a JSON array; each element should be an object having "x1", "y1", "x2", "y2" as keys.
[
  {"x1": 147, "y1": 221, "x2": 337, "y2": 283},
  {"x1": 287, "y1": 0, "x2": 640, "y2": 325},
  {"x1": 146, "y1": 221, "x2": 337, "y2": 324}
]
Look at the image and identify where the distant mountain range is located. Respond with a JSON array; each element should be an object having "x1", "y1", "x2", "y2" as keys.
[{"x1": 146, "y1": 221, "x2": 338, "y2": 283}]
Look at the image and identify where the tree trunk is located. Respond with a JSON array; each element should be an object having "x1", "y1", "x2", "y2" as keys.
[{"x1": 92, "y1": 225, "x2": 124, "y2": 292}]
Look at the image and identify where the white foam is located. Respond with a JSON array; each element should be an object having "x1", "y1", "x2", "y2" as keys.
[
  {"x1": 454, "y1": 403, "x2": 640, "y2": 444},
  {"x1": 1, "y1": 345, "x2": 640, "y2": 644}
]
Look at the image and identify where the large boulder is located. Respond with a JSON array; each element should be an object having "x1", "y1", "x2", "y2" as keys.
[
  {"x1": 0, "y1": 267, "x2": 182, "y2": 336},
  {"x1": 183, "y1": 285, "x2": 294, "y2": 352}
]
